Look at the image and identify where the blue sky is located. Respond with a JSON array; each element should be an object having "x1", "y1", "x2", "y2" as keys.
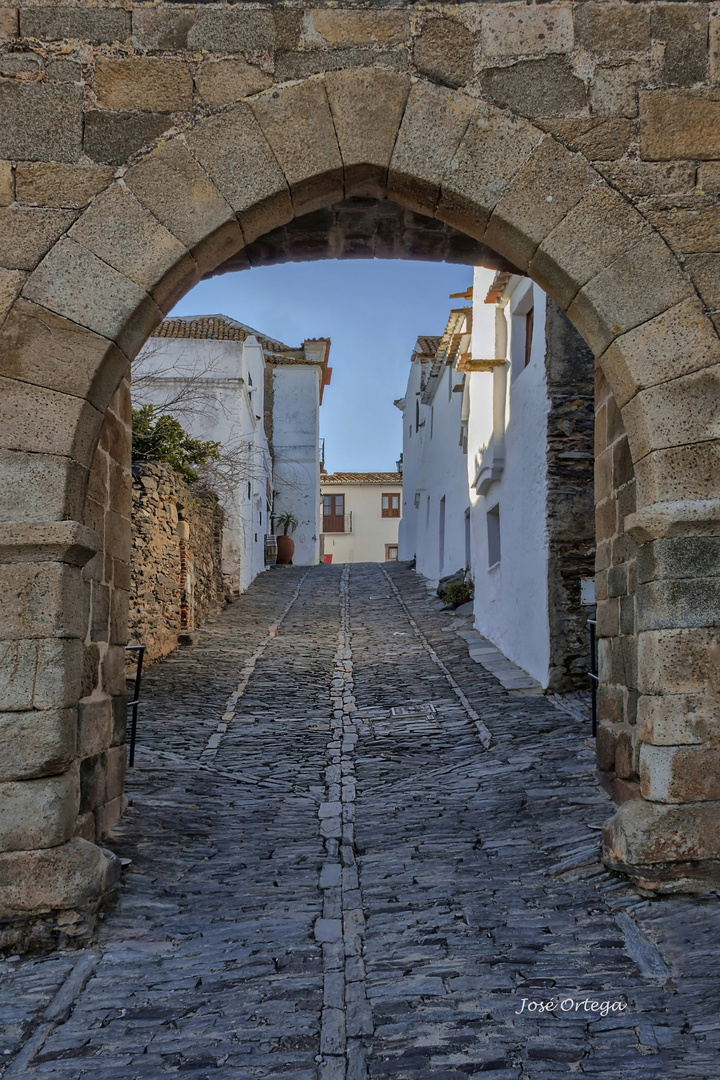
[{"x1": 170, "y1": 259, "x2": 473, "y2": 474}]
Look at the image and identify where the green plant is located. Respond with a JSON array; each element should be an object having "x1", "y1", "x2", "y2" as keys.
[
  {"x1": 131, "y1": 405, "x2": 221, "y2": 484},
  {"x1": 445, "y1": 576, "x2": 474, "y2": 609},
  {"x1": 275, "y1": 510, "x2": 299, "y2": 536}
]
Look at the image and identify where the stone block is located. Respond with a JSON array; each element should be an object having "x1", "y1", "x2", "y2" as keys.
[
  {"x1": 185, "y1": 104, "x2": 292, "y2": 244},
  {"x1": 590, "y1": 63, "x2": 651, "y2": 119},
  {"x1": 104, "y1": 511, "x2": 131, "y2": 563},
  {"x1": 80, "y1": 752, "x2": 105, "y2": 813},
  {"x1": 46, "y1": 58, "x2": 82, "y2": 84},
  {"x1": 111, "y1": 693, "x2": 127, "y2": 746},
  {"x1": 641, "y1": 90, "x2": 720, "y2": 161},
  {"x1": 99, "y1": 406, "x2": 129, "y2": 463},
  {"x1": 598, "y1": 683, "x2": 624, "y2": 724},
  {"x1": 305, "y1": 8, "x2": 407, "y2": 46},
  {"x1": 389, "y1": 82, "x2": 476, "y2": 217},
  {"x1": 0, "y1": 161, "x2": 12, "y2": 206},
  {"x1": 604, "y1": 797, "x2": 720, "y2": 866},
  {"x1": 439, "y1": 104, "x2": 541, "y2": 242},
  {"x1": 105, "y1": 745, "x2": 126, "y2": 802},
  {"x1": 597, "y1": 597, "x2": 620, "y2": 638},
  {"x1": 275, "y1": 44, "x2": 409, "y2": 83},
  {"x1": 325, "y1": 68, "x2": 410, "y2": 198},
  {"x1": 0, "y1": 53, "x2": 42, "y2": 77},
  {"x1": 0, "y1": 374, "x2": 102, "y2": 467},
  {"x1": 0, "y1": 836, "x2": 119, "y2": 916},
  {"x1": 20, "y1": 6, "x2": 130, "y2": 43},
  {"x1": 23, "y1": 237, "x2": 163, "y2": 359},
  {"x1": 83, "y1": 111, "x2": 171, "y2": 167},
  {"x1": 637, "y1": 693, "x2": 710, "y2": 746},
  {"x1": 132, "y1": 7, "x2": 196, "y2": 52},
  {"x1": 195, "y1": 58, "x2": 272, "y2": 107},
  {"x1": 94, "y1": 58, "x2": 193, "y2": 113},
  {"x1": 622, "y1": 363, "x2": 720, "y2": 461},
  {"x1": 537, "y1": 116, "x2": 634, "y2": 161},
  {"x1": 0, "y1": 82, "x2": 82, "y2": 164},
  {"x1": 414, "y1": 17, "x2": 475, "y2": 88},
  {"x1": 651, "y1": 3, "x2": 708, "y2": 87},
  {"x1": 90, "y1": 582, "x2": 110, "y2": 644},
  {"x1": 0, "y1": 206, "x2": 77, "y2": 273},
  {"x1": 110, "y1": 587, "x2": 129, "y2": 646},
  {"x1": 481, "y1": 58, "x2": 586, "y2": 118},
  {"x1": 568, "y1": 233, "x2": 693, "y2": 355},
  {"x1": 95, "y1": 794, "x2": 126, "y2": 838},
  {"x1": 641, "y1": 744, "x2": 720, "y2": 803},
  {"x1": 102, "y1": 645, "x2": 126, "y2": 697},
  {"x1": 646, "y1": 197, "x2": 720, "y2": 256},
  {"x1": 601, "y1": 298, "x2": 720, "y2": 410},
  {"x1": 685, "y1": 254, "x2": 720, "y2": 312},
  {"x1": 596, "y1": 722, "x2": 617, "y2": 772},
  {"x1": 15, "y1": 163, "x2": 115, "y2": 210},
  {"x1": 250, "y1": 81, "x2": 342, "y2": 216},
  {"x1": 187, "y1": 8, "x2": 275, "y2": 54},
  {"x1": 78, "y1": 696, "x2": 113, "y2": 760},
  {"x1": 635, "y1": 441, "x2": 720, "y2": 506},
  {"x1": 482, "y1": 4, "x2": 573, "y2": 57},
  {"x1": 530, "y1": 184, "x2": 651, "y2": 311},
  {"x1": 574, "y1": 2, "x2": 650, "y2": 53},
  {"x1": 0, "y1": 269, "x2": 26, "y2": 327},
  {"x1": 615, "y1": 729, "x2": 638, "y2": 781},
  {"x1": 484, "y1": 138, "x2": 596, "y2": 271},
  {"x1": 2, "y1": 561, "x2": 89, "y2": 641},
  {"x1": 596, "y1": 160, "x2": 695, "y2": 198},
  {"x1": 0, "y1": 764, "x2": 80, "y2": 852},
  {"x1": 124, "y1": 139, "x2": 242, "y2": 277},
  {"x1": 0, "y1": 8, "x2": 18, "y2": 38},
  {"x1": 0, "y1": 708, "x2": 76, "y2": 781},
  {"x1": 0, "y1": 299, "x2": 128, "y2": 412},
  {"x1": 70, "y1": 185, "x2": 196, "y2": 314},
  {"x1": 636, "y1": 577, "x2": 720, "y2": 633}
]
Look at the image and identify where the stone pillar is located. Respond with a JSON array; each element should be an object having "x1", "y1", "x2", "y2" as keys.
[{"x1": 0, "y1": 522, "x2": 120, "y2": 951}]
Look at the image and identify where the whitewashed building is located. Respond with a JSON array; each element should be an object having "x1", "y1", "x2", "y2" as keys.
[
  {"x1": 398, "y1": 271, "x2": 594, "y2": 691},
  {"x1": 134, "y1": 314, "x2": 331, "y2": 594},
  {"x1": 320, "y1": 473, "x2": 402, "y2": 564}
]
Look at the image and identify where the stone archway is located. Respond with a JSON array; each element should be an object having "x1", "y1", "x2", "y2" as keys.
[{"x1": 1, "y1": 66, "x2": 719, "y2": 928}]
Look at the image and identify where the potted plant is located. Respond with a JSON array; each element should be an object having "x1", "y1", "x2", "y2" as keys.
[{"x1": 275, "y1": 511, "x2": 299, "y2": 565}]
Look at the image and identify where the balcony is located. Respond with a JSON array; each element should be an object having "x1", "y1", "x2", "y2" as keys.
[{"x1": 323, "y1": 512, "x2": 352, "y2": 534}]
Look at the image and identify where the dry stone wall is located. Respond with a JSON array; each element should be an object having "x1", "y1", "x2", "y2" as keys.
[{"x1": 129, "y1": 462, "x2": 225, "y2": 665}]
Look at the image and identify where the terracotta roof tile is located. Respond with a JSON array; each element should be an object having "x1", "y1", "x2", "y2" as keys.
[
  {"x1": 321, "y1": 472, "x2": 402, "y2": 484},
  {"x1": 153, "y1": 314, "x2": 326, "y2": 365}
]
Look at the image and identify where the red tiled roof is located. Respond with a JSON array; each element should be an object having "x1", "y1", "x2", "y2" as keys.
[
  {"x1": 153, "y1": 314, "x2": 328, "y2": 365},
  {"x1": 321, "y1": 472, "x2": 402, "y2": 485}
]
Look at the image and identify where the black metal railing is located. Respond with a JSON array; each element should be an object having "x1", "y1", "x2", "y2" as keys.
[
  {"x1": 587, "y1": 618, "x2": 598, "y2": 738},
  {"x1": 125, "y1": 644, "x2": 146, "y2": 767}
]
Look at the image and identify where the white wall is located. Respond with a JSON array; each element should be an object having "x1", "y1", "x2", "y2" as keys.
[
  {"x1": 271, "y1": 364, "x2": 322, "y2": 566},
  {"x1": 133, "y1": 335, "x2": 271, "y2": 595},
  {"x1": 322, "y1": 484, "x2": 401, "y2": 563},
  {"x1": 468, "y1": 269, "x2": 552, "y2": 686},
  {"x1": 397, "y1": 344, "x2": 471, "y2": 583}
]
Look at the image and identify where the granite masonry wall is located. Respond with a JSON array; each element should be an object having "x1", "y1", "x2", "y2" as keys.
[{"x1": 129, "y1": 462, "x2": 225, "y2": 664}]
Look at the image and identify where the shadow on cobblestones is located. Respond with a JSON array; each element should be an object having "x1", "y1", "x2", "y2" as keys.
[{"x1": 1, "y1": 563, "x2": 718, "y2": 1079}]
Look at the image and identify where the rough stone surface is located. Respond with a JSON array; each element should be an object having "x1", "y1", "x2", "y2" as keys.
[
  {"x1": 0, "y1": 82, "x2": 82, "y2": 163},
  {"x1": 129, "y1": 461, "x2": 225, "y2": 663},
  {"x1": 93, "y1": 58, "x2": 193, "y2": 113},
  {"x1": 0, "y1": 564, "x2": 718, "y2": 1074},
  {"x1": 413, "y1": 17, "x2": 475, "y2": 88},
  {"x1": 194, "y1": 57, "x2": 272, "y2": 106},
  {"x1": 15, "y1": 163, "x2": 115, "y2": 210}
]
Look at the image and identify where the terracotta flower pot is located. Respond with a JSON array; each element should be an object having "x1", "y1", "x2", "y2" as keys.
[{"x1": 276, "y1": 534, "x2": 295, "y2": 565}]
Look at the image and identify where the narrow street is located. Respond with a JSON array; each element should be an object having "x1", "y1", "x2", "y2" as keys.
[{"x1": 1, "y1": 564, "x2": 718, "y2": 1079}]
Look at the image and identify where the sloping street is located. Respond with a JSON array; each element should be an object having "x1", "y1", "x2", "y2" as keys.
[{"x1": 1, "y1": 564, "x2": 718, "y2": 1080}]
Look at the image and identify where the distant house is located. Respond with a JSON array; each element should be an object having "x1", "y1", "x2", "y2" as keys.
[
  {"x1": 320, "y1": 473, "x2": 402, "y2": 564},
  {"x1": 134, "y1": 314, "x2": 331, "y2": 594}
]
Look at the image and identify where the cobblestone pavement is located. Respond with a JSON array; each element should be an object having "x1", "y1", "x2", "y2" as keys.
[{"x1": 2, "y1": 563, "x2": 719, "y2": 1079}]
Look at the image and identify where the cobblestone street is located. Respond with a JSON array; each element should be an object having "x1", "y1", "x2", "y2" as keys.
[{"x1": 1, "y1": 563, "x2": 718, "y2": 1079}]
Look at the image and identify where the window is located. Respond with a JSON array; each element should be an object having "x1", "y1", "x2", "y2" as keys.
[
  {"x1": 430, "y1": 406, "x2": 434, "y2": 439},
  {"x1": 448, "y1": 365, "x2": 453, "y2": 402},
  {"x1": 439, "y1": 496, "x2": 446, "y2": 573},
  {"x1": 524, "y1": 307, "x2": 534, "y2": 368},
  {"x1": 381, "y1": 493, "x2": 400, "y2": 518},
  {"x1": 415, "y1": 399, "x2": 420, "y2": 432},
  {"x1": 464, "y1": 508, "x2": 471, "y2": 569},
  {"x1": 487, "y1": 504, "x2": 501, "y2": 567},
  {"x1": 323, "y1": 493, "x2": 345, "y2": 532},
  {"x1": 385, "y1": 544, "x2": 399, "y2": 561}
]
